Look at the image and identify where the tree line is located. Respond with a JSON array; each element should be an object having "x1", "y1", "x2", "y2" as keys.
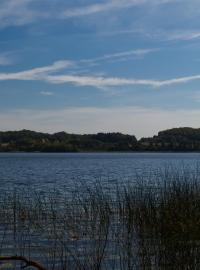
[{"x1": 1, "y1": 127, "x2": 200, "y2": 152}]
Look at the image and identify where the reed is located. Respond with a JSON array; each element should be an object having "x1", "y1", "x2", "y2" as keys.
[{"x1": 1, "y1": 169, "x2": 200, "y2": 269}]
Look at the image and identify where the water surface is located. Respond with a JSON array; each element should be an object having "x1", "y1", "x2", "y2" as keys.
[{"x1": 0, "y1": 152, "x2": 200, "y2": 191}]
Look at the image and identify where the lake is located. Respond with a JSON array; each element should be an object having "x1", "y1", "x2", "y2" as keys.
[
  {"x1": 1, "y1": 152, "x2": 200, "y2": 269},
  {"x1": 1, "y1": 152, "x2": 200, "y2": 191}
]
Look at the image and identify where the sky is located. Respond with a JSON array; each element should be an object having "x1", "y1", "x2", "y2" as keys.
[{"x1": 1, "y1": 0, "x2": 200, "y2": 138}]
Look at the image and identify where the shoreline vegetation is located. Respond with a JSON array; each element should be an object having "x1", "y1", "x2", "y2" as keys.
[
  {"x1": 2, "y1": 127, "x2": 200, "y2": 152},
  {"x1": 1, "y1": 169, "x2": 200, "y2": 269}
]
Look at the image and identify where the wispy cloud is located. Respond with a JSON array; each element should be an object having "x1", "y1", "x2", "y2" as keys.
[
  {"x1": 102, "y1": 27, "x2": 200, "y2": 42},
  {"x1": 0, "y1": 60, "x2": 72, "y2": 81},
  {"x1": 62, "y1": 0, "x2": 175, "y2": 18},
  {"x1": 137, "y1": 29, "x2": 200, "y2": 42},
  {"x1": 0, "y1": 47, "x2": 158, "y2": 80},
  {"x1": 81, "y1": 48, "x2": 158, "y2": 65},
  {"x1": 46, "y1": 74, "x2": 200, "y2": 88},
  {"x1": 0, "y1": 0, "x2": 177, "y2": 28},
  {"x1": 0, "y1": 0, "x2": 38, "y2": 28},
  {"x1": 0, "y1": 47, "x2": 155, "y2": 74},
  {"x1": 0, "y1": 60, "x2": 200, "y2": 89},
  {"x1": 62, "y1": 0, "x2": 143, "y2": 18},
  {"x1": 166, "y1": 30, "x2": 200, "y2": 41},
  {"x1": 67, "y1": 48, "x2": 158, "y2": 70},
  {"x1": 40, "y1": 91, "x2": 54, "y2": 96}
]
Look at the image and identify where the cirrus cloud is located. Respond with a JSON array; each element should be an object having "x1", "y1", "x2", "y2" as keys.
[{"x1": 0, "y1": 60, "x2": 200, "y2": 89}]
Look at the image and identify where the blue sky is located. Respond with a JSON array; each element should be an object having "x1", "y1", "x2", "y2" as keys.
[{"x1": 1, "y1": 0, "x2": 200, "y2": 138}]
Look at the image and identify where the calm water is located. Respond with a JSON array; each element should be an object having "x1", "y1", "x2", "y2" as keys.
[
  {"x1": 0, "y1": 152, "x2": 200, "y2": 191},
  {"x1": 0, "y1": 152, "x2": 200, "y2": 269}
]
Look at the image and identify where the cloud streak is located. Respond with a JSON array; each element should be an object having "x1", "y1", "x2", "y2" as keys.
[
  {"x1": 46, "y1": 74, "x2": 200, "y2": 88},
  {"x1": 0, "y1": 60, "x2": 200, "y2": 89},
  {"x1": 0, "y1": 0, "x2": 178, "y2": 28},
  {"x1": 0, "y1": 60, "x2": 72, "y2": 81},
  {"x1": 0, "y1": 0, "x2": 39, "y2": 28},
  {"x1": 81, "y1": 48, "x2": 158, "y2": 65},
  {"x1": 166, "y1": 30, "x2": 200, "y2": 41},
  {"x1": 62, "y1": 0, "x2": 144, "y2": 18},
  {"x1": 40, "y1": 91, "x2": 54, "y2": 96},
  {"x1": 62, "y1": 0, "x2": 175, "y2": 18}
]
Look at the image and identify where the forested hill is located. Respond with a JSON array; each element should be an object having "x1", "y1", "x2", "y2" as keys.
[
  {"x1": 1, "y1": 128, "x2": 200, "y2": 152},
  {"x1": 139, "y1": 127, "x2": 200, "y2": 151},
  {"x1": 0, "y1": 130, "x2": 137, "y2": 152}
]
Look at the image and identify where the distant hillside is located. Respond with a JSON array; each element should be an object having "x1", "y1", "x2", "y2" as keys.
[
  {"x1": 0, "y1": 130, "x2": 137, "y2": 152},
  {"x1": 1, "y1": 128, "x2": 200, "y2": 152},
  {"x1": 139, "y1": 127, "x2": 200, "y2": 151}
]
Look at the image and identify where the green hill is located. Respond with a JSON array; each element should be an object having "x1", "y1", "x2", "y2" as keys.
[
  {"x1": 139, "y1": 127, "x2": 200, "y2": 151},
  {"x1": 0, "y1": 130, "x2": 137, "y2": 152},
  {"x1": 2, "y1": 128, "x2": 200, "y2": 152}
]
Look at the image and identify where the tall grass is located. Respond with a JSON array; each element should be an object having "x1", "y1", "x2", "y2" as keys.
[{"x1": 1, "y1": 169, "x2": 200, "y2": 269}]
